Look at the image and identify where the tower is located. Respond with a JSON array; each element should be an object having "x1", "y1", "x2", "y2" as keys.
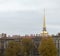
[{"x1": 41, "y1": 9, "x2": 48, "y2": 36}]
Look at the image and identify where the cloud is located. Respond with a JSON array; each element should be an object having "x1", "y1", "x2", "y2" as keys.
[
  {"x1": 17, "y1": 0, "x2": 59, "y2": 10},
  {"x1": 0, "y1": 0, "x2": 18, "y2": 11},
  {"x1": 47, "y1": 24, "x2": 60, "y2": 29},
  {"x1": 0, "y1": 0, "x2": 59, "y2": 11}
]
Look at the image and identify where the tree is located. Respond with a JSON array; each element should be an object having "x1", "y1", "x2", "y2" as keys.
[
  {"x1": 5, "y1": 41, "x2": 23, "y2": 56},
  {"x1": 21, "y1": 38, "x2": 35, "y2": 56},
  {"x1": 38, "y1": 36, "x2": 57, "y2": 56}
]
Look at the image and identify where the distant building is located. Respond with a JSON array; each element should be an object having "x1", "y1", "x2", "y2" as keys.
[{"x1": 0, "y1": 33, "x2": 6, "y2": 38}]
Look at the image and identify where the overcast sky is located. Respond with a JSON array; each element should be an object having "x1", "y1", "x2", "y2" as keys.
[{"x1": 0, "y1": 0, "x2": 60, "y2": 35}]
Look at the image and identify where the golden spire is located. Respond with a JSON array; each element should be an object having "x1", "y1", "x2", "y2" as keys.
[
  {"x1": 41, "y1": 9, "x2": 48, "y2": 36},
  {"x1": 43, "y1": 9, "x2": 46, "y2": 31}
]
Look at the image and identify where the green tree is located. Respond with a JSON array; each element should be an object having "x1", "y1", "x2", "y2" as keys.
[
  {"x1": 21, "y1": 38, "x2": 35, "y2": 56},
  {"x1": 38, "y1": 36, "x2": 57, "y2": 56},
  {"x1": 5, "y1": 41, "x2": 23, "y2": 56}
]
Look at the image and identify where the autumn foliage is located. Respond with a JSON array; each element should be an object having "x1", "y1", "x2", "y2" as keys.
[{"x1": 38, "y1": 36, "x2": 57, "y2": 56}]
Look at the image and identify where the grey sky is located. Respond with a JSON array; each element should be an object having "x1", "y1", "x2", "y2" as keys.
[{"x1": 0, "y1": 0, "x2": 60, "y2": 35}]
